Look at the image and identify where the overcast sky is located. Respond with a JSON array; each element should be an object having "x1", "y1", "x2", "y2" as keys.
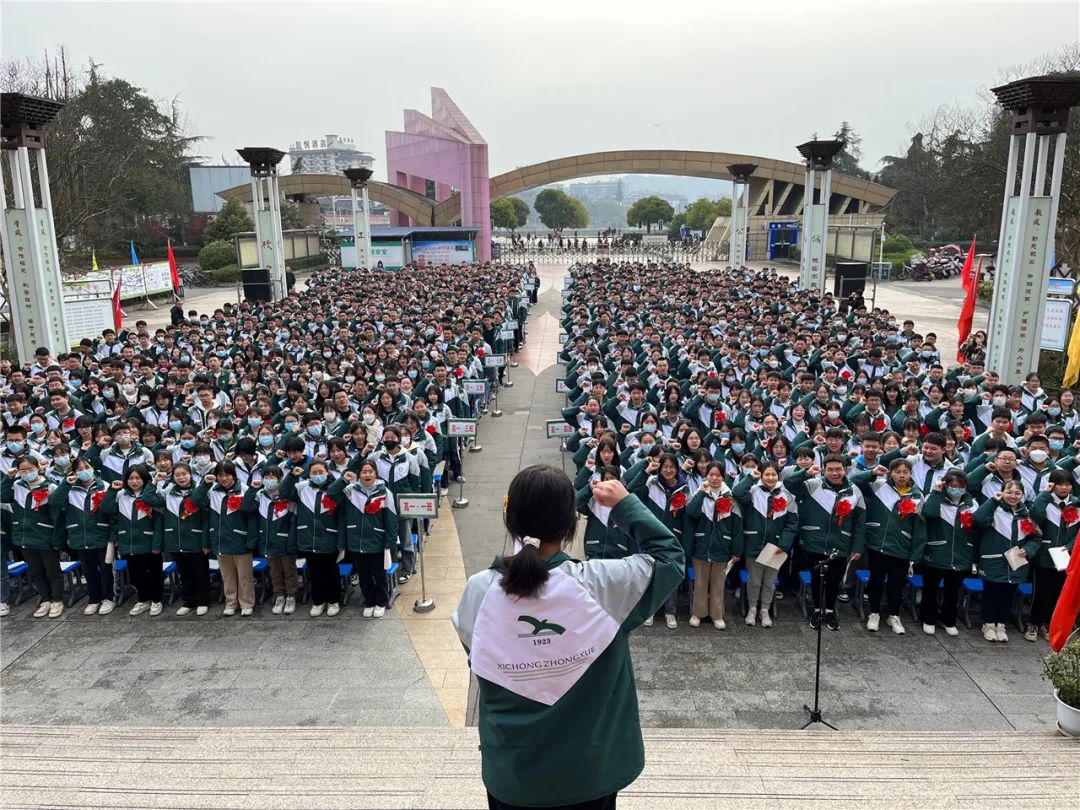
[{"x1": 4, "y1": 1, "x2": 1079, "y2": 181}]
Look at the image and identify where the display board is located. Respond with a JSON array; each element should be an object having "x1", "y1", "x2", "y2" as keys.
[{"x1": 413, "y1": 240, "x2": 475, "y2": 266}]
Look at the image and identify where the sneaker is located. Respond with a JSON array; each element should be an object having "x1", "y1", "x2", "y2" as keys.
[
  {"x1": 310, "y1": 603, "x2": 325, "y2": 617},
  {"x1": 982, "y1": 623, "x2": 997, "y2": 642},
  {"x1": 48, "y1": 601, "x2": 64, "y2": 619},
  {"x1": 943, "y1": 625, "x2": 959, "y2": 637},
  {"x1": 1024, "y1": 625, "x2": 1038, "y2": 642},
  {"x1": 222, "y1": 606, "x2": 237, "y2": 617},
  {"x1": 283, "y1": 597, "x2": 296, "y2": 615},
  {"x1": 774, "y1": 591, "x2": 785, "y2": 601},
  {"x1": 745, "y1": 609, "x2": 757, "y2": 627},
  {"x1": 922, "y1": 623, "x2": 936, "y2": 635},
  {"x1": 760, "y1": 608, "x2": 773, "y2": 628},
  {"x1": 810, "y1": 610, "x2": 822, "y2": 630},
  {"x1": 0, "y1": 603, "x2": 8, "y2": 618},
  {"x1": 33, "y1": 602, "x2": 51, "y2": 618},
  {"x1": 349, "y1": 573, "x2": 359, "y2": 586},
  {"x1": 664, "y1": 614, "x2": 677, "y2": 629},
  {"x1": 128, "y1": 601, "x2": 150, "y2": 616},
  {"x1": 84, "y1": 603, "x2": 100, "y2": 616},
  {"x1": 98, "y1": 599, "x2": 115, "y2": 615},
  {"x1": 643, "y1": 616, "x2": 654, "y2": 627},
  {"x1": 326, "y1": 603, "x2": 341, "y2": 617},
  {"x1": 1039, "y1": 625, "x2": 1051, "y2": 641},
  {"x1": 149, "y1": 602, "x2": 162, "y2": 617},
  {"x1": 688, "y1": 615, "x2": 700, "y2": 627},
  {"x1": 240, "y1": 608, "x2": 253, "y2": 617},
  {"x1": 454, "y1": 474, "x2": 465, "y2": 484},
  {"x1": 439, "y1": 488, "x2": 449, "y2": 497},
  {"x1": 887, "y1": 615, "x2": 906, "y2": 635},
  {"x1": 362, "y1": 606, "x2": 375, "y2": 618},
  {"x1": 271, "y1": 597, "x2": 285, "y2": 615},
  {"x1": 713, "y1": 619, "x2": 726, "y2": 630},
  {"x1": 398, "y1": 573, "x2": 412, "y2": 584},
  {"x1": 825, "y1": 611, "x2": 839, "y2": 631},
  {"x1": 837, "y1": 591, "x2": 851, "y2": 603},
  {"x1": 866, "y1": 612, "x2": 880, "y2": 632},
  {"x1": 995, "y1": 623, "x2": 1008, "y2": 643},
  {"x1": 175, "y1": 606, "x2": 192, "y2": 616},
  {"x1": 196, "y1": 606, "x2": 208, "y2": 616},
  {"x1": 372, "y1": 605, "x2": 385, "y2": 618}
]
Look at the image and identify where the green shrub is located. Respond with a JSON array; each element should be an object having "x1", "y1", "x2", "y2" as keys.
[
  {"x1": 210, "y1": 264, "x2": 241, "y2": 284},
  {"x1": 288, "y1": 252, "x2": 328, "y2": 271},
  {"x1": 198, "y1": 240, "x2": 235, "y2": 272},
  {"x1": 882, "y1": 249, "x2": 918, "y2": 270},
  {"x1": 977, "y1": 279, "x2": 994, "y2": 303},
  {"x1": 1043, "y1": 638, "x2": 1080, "y2": 708},
  {"x1": 883, "y1": 233, "x2": 914, "y2": 253}
]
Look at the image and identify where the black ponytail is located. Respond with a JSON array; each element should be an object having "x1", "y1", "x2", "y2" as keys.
[{"x1": 498, "y1": 465, "x2": 577, "y2": 599}]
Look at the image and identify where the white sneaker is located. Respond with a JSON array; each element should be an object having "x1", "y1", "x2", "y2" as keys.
[
  {"x1": 643, "y1": 616, "x2": 654, "y2": 627},
  {"x1": 240, "y1": 608, "x2": 253, "y2": 617},
  {"x1": 982, "y1": 623, "x2": 997, "y2": 642},
  {"x1": 664, "y1": 614, "x2": 677, "y2": 629},
  {"x1": 149, "y1": 602, "x2": 162, "y2": 617},
  {"x1": 0, "y1": 603, "x2": 9, "y2": 617},
  {"x1": 745, "y1": 609, "x2": 757, "y2": 627},
  {"x1": 713, "y1": 619, "x2": 727, "y2": 630},
  {"x1": 943, "y1": 625, "x2": 959, "y2": 637},
  {"x1": 283, "y1": 597, "x2": 296, "y2": 615},
  {"x1": 866, "y1": 612, "x2": 880, "y2": 632},
  {"x1": 196, "y1": 605, "x2": 208, "y2": 616},
  {"x1": 129, "y1": 601, "x2": 150, "y2": 616},
  {"x1": 175, "y1": 606, "x2": 192, "y2": 616},
  {"x1": 48, "y1": 601, "x2": 64, "y2": 619},
  {"x1": 362, "y1": 606, "x2": 375, "y2": 618},
  {"x1": 326, "y1": 603, "x2": 341, "y2": 617},
  {"x1": 310, "y1": 603, "x2": 325, "y2": 617},
  {"x1": 922, "y1": 623, "x2": 936, "y2": 635},
  {"x1": 33, "y1": 602, "x2": 51, "y2": 618},
  {"x1": 688, "y1": 616, "x2": 700, "y2": 627},
  {"x1": 98, "y1": 599, "x2": 115, "y2": 615},
  {"x1": 995, "y1": 623, "x2": 1008, "y2": 643},
  {"x1": 760, "y1": 608, "x2": 773, "y2": 628},
  {"x1": 84, "y1": 603, "x2": 100, "y2": 616},
  {"x1": 271, "y1": 596, "x2": 285, "y2": 615},
  {"x1": 372, "y1": 605, "x2": 385, "y2": 618},
  {"x1": 887, "y1": 615, "x2": 905, "y2": 635},
  {"x1": 222, "y1": 606, "x2": 237, "y2": 617}
]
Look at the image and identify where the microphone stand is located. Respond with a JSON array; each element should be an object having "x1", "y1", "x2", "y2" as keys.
[{"x1": 802, "y1": 553, "x2": 839, "y2": 730}]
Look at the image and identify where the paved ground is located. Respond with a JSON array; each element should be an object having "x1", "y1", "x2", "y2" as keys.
[{"x1": 0, "y1": 263, "x2": 1055, "y2": 738}]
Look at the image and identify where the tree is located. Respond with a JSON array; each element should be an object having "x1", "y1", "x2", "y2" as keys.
[
  {"x1": 534, "y1": 188, "x2": 589, "y2": 229},
  {"x1": 204, "y1": 198, "x2": 254, "y2": 242},
  {"x1": 491, "y1": 198, "x2": 524, "y2": 231},
  {"x1": 683, "y1": 197, "x2": 731, "y2": 232},
  {"x1": 508, "y1": 197, "x2": 530, "y2": 229},
  {"x1": 626, "y1": 195, "x2": 674, "y2": 232},
  {"x1": 833, "y1": 122, "x2": 870, "y2": 179},
  {"x1": 198, "y1": 240, "x2": 235, "y2": 271},
  {"x1": 280, "y1": 199, "x2": 304, "y2": 230}
]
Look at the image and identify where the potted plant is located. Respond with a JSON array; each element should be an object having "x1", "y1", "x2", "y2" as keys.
[{"x1": 1043, "y1": 635, "x2": 1080, "y2": 737}]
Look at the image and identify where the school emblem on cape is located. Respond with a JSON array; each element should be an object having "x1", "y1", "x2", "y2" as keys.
[{"x1": 517, "y1": 615, "x2": 566, "y2": 637}]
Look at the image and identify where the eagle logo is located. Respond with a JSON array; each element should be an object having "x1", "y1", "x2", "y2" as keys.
[{"x1": 517, "y1": 615, "x2": 566, "y2": 637}]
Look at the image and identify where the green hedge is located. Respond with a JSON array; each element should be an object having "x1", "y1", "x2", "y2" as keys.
[
  {"x1": 288, "y1": 252, "x2": 328, "y2": 271},
  {"x1": 210, "y1": 264, "x2": 241, "y2": 284},
  {"x1": 882, "y1": 233, "x2": 914, "y2": 253},
  {"x1": 198, "y1": 240, "x2": 235, "y2": 272},
  {"x1": 882, "y1": 249, "x2": 918, "y2": 270}
]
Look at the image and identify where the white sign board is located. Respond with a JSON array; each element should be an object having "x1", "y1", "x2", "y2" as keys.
[
  {"x1": 561, "y1": 289, "x2": 572, "y2": 300},
  {"x1": 447, "y1": 419, "x2": 478, "y2": 437},
  {"x1": 67, "y1": 260, "x2": 174, "y2": 301},
  {"x1": 484, "y1": 354, "x2": 507, "y2": 368},
  {"x1": 558, "y1": 333, "x2": 568, "y2": 345},
  {"x1": 499, "y1": 329, "x2": 516, "y2": 342},
  {"x1": 63, "y1": 297, "x2": 115, "y2": 342},
  {"x1": 555, "y1": 378, "x2": 569, "y2": 394},
  {"x1": 397, "y1": 493, "x2": 439, "y2": 518},
  {"x1": 546, "y1": 420, "x2": 577, "y2": 438},
  {"x1": 506, "y1": 319, "x2": 519, "y2": 330},
  {"x1": 1041, "y1": 299, "x2": 1072, "y2": 352},
  {"x1": 462, "y1": 380, "x2": 488, "y2": 396}
]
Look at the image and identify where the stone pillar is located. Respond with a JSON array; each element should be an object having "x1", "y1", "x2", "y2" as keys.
[
  {"x1": 985, "y1": 75, "x2": 1080, "y2": 384},
  {"x1": 796, "y1": 139, "x2": 844, "y2": 295},
  {"x1": 727, "y1": 163, "x2": 756, "y2": 267},
  {"x1": 0, "y1": 93, "x2": 68, "y2": 361},
  {"x1": 344, "y1": 167, "x2": 374, "y2": 270},
  {"x1": 237, "y1": 147, "x2": 287, "y2": 301}
]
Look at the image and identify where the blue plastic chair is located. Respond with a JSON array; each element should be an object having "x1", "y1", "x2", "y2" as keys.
[
  {"x1": 7, "y1": 560, "x2": 31, "y2": 605},
  {"x1": 252, "y1": 557, "x2": 271, "y2": 604},
  {"x1": 161, "y1": 560, "x2": 178, "y2": 605},
  {"x1": 960, "y1": 578, "x2": 983, "y2": 628},
  {"x1": 798, "y1": 570, "x2": 812, "y2": 618},
  {"x1": 295, "y1": 557, "x2": 309, "y2": 603},
  {"x1": 59, "y1": 559, "x2": 84, "y2": 606},
  {"x1": 904, "y1": 573, "x2": 924, "y2": 620},
  {"x1": 1015, "y1": 582, "x2": 1034, "y2": 630},
  {"x1": 385, "y1": 561, "x2": 400, "y2": 606},
  {"x1": 851, "y1": 568, "x2": 871, "y2": 620},
  {"x1": 338, "y1": 562, "x2": 354, "y2": 605},
  {"x1": 112, "y1": 558, "x2": 130, "y2": 605}
]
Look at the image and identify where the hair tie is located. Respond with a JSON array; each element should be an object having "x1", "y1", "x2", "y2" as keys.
[{"x1": 521, "y1": 536, "x2": 541, "y2": 549}]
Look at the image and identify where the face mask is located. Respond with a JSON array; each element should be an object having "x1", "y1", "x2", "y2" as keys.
[
  {"x1": 639, "y1": 443, "x2": 654, "y2": 454},
  {"x1": 180, "y1": 438, "x2": 197, "y2": 450},
  {"x1": 363, "y1": 413, "x2": 375, "y2": 425},
  {"x1": 383, "y1": 440, "x2": 399, "y2": 451},
  {"x1": 257, "y1": 435, "x2": 275, "y2": 449},
  {"x1": 706, "y1": 393, "x2": 720, "y2": 404},
  {"x1": 77, "y1": 468, "x2": 95, "y2": 483},
  {"x1": 263, "y1": 478, "x2": 280, "y2": 491},
  {"x1": 992, "y1": 396, "x2": 1006, "y2": 407},
  {"x1": 194, "y1": 455, "x2": 212, "y2": 467},
  {"x1": 54, "y1": 456, "x2": 71, "y2": 469},
  {"x1": 946, "y1": 486, "x2": 966, "y2": 500},
  {"x1": 641, "y1": 424, "x2": 657, "y2": 435},
  {"x1": 730, "y1": 442, "x2": 746, "y2": 453},
  {"x1": 247, "y1": 417, "x2": 262, "y2": 428},
  {"x1": 31, "y1": 423, "x2": 46, "y2": 435},
  {"x1": 323, "y1": 411, "x2": 338, "y2": 424},
  {"x1": 374, "y1": 374, "x2": 386, "y2": 383},
  {"x1": 21, "y1": 471, "x2": 38, "y2": 484},
  {"x1": 115, "y1": 435, "x2": 131, "y2": 447},
  {"x1": 1050, "y1": 438, "x2": 1065, "y2": 452},
  {"x1": 218, "y1": 433, "x2": 233, "y2": 444},
  {"x1": 6, "y1": 441, "x2": 25, "y2": 455},
  {"x1": 1049, "y1": 407, "x2": 1062, "y2": 417},
  {"x1": 310, "y1": 473, "x2": 328, "y2": 486},
  {"x1": 307, "y1": 425, "x2": 322, "y2": 438},
  {"x1": 168, "y1": 420, "x2": 183, "y2": 432},
  {"x1": 285, "y1": 423, "x2": 299, "y2": 433},
  {"x1": 401, "y1": 436, "x2": 412, "y2": 448},
  {"x1": 1029, "y1": 449, "x2": 1049, "y2": 464},
  {"x1": 827, "y1": 410, "x2": 840, "y2": 420}
]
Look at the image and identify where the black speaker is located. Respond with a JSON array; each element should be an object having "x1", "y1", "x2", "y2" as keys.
[
  {"x1": 241, "y1": 267, "x2": 272, "y2": 302},
  {"x1": 834, "y1": 261, "x2": 868, "y2": 299}
]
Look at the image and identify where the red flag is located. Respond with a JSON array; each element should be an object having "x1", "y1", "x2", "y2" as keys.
[
  {"x1": 167, "y1": 240, "x2": 183, "y2": 299},
  {"x1": 1049, "y1": 540, "x2": 1080, "y2": 651},
  {"x1": 955, "y1": 237, "x2": 978, "y2": 362},
  {"x1": 112, "y1": 267, "x2": 124, "y2": 330}
]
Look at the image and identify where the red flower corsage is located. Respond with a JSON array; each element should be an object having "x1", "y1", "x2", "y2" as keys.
[
  {"x1": 918, "y1": 424, "x2": 930, "y2": 437},
  {"x1": 181, "y1": 498, "x2": 199, "y2": 519},
  {"x1": 958, "y1": 511, "x2": 974, "y2": 530},
  {"x1": 1019, "y1": 518, "x2": 1038, "y2": 536},
  {"x1": 226, "y1": 494, "x2": 243, "y2": 513},
  {"x1": 134, "y1": 500, "x2": 153, "y2": 518},
  {"x1": 454, "y1": 367, "x2": 464, "y2": 378},
  {"x1": 321, "y1": 494, "x2": 337, "y2": 516},
  {"x1": 898, "y1": 498, "x2": 918, "y2": 519},
  {"x1": 364, "y1": 496, "x2": 385, "y2": 515},
  {"x1": 272, "y1": 500, "x2": 290, "y2": 520},
  {"x1": 31, "y1": 489, "x2": 49, "y2": 510},
  {"x1": 1062, "y1": 506, "x2": 1080, "y2": 526},
  {"x1": 90, "y1": 491, "x2": 106, "y2": 513},
  {"x1": 770, "y1": 496, "x2": 788, "y2": 514},
  {"x1": 670, "y1": 491, "x2": 687, "y2": 514},
  {"x1": 840, "y1": 369, "x2": 852, "y2": 380},
  {"x1": 835, "y1": 498, "x2": 853, "y2": 526},
  {"x1": 715, "y1": 496, "x2": 733, "y2": 518},
  {"x1": 425, "y1": 424, "x2": 437, "y2": 435},
  {"x1": 962, "y1": 427, "x2": 973, "y2": 441},
  {"x1": 873, "y1": 418, "x2": 887, "y2": 432}
]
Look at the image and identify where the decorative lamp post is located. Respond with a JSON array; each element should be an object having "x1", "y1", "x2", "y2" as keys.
[
  {"x1": 344, "y1": 167, "x2": 374, "y2": 270},
  {"x1": 0, "y1": 92, "x2": 68, "y2": 360},
  {"x1": 727, "y1": 163, "x2": 756, "y2": 268},
  {"x1": 237, "y1": 147, "x2": 287, "y2": 301},
  {"x1": 796, "y1": 139, "x2": 844, "y2": 295}
]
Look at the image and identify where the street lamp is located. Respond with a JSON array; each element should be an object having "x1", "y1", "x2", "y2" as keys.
[{"x1": 344, "y1": 166, "x2": 374, "y2": 270}]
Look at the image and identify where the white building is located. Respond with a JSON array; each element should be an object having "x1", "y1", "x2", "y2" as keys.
[{"x1": 289, "y1": 135, "x2": 373, "y2": 175}]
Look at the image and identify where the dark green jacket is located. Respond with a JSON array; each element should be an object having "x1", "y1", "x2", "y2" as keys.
[
  {"x1": 576, "y1": 485, "x2": 637, "y2": 559},
  {"x1": 684, "y1": 486, "x2": 742, "y2": 562},
  {"x1": 1, "y1": 476, "x2": 65, "y2": 550},
  {"x1": 920, "y1": 491, "x2": 978, "y2": 572},
  {"x1": 784, "y1": 470, "x2": 867, "y2": 557},
  {"x1": 849, "y1": 472, "x2": 927, "y2": 562},
  {"x1": 279, "y1": 473, "x2": 344, "y2": 554},
  {"x1": 159, "y1": 482, "x2": 209, "y2": 554},
  {"x1": 56, "y1": 479, "x2": 113, "y2": 550},
  {"x1": 1029, "y1": 491, "x2": 1080, "y2": 569},
  {"x1": 971, "y1": 499, "x2": 1041, "y2": 583},
  {"x1": 190, "y1": 481, "x2": 258, "y2": 555},
  {"x1": 253, "y1": 488, "x2": 297, "y2": 557},
  {"x1": 102, "y1": 485, "x2": 164, "y2": 555},
  {"x1": 327, "y1": 477, "x2": 398, "y2": 553},
  {"x1": 730, "y1": 476, "x2": 799, "y2": 557}
]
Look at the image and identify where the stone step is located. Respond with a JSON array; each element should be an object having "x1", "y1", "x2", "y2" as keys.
[{"x1": 2, "y1": 725, "x2": 1077, "y2": 809}]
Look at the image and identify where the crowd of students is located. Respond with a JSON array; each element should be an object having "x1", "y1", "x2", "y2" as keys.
[
  {"x1": 559, "y1": 260, "x2": 1076, "y2": 643},
  {"x1": 0, "y1": 264, "x2": 535, "y2": 620}
]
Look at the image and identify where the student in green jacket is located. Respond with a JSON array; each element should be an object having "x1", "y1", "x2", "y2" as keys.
[
  {"x1": 1026, "y1": 469, "x2": 1079, "y2": 642},
  {"x1": 56, "y1": 457, "x2": 115, "y2": 615},
  {"x1": 250, "y1": 466, "x2": 298, "y2": 616},
  {"x1": 101, "y1": 464, "x2": 164, "y2": 617},
  {"x1": 280, "y1": 460, "x2": 344, "y2": 617},
  {"x1": 2, "y1": 456, "x2": 66, "y2": 618},
  {"x1": 576, "y1": 465, "x2": 636, "y2": 560},
  {"x1": 919, "y1": 470, "x2": 978, "y2": 636},
  {"x1": 971, "y1": 480, "x2": 1041, "y2": 643},
  {"x1": 159, "y1": 463, "x2": 211, "y2": 616},
  {"x1": 683, "y1": 462, "x2": 741, "y2": 630},
  {"x1": 191, "y1": 461, "x2": 258, "y2": 617},
  {"x1": 451, "y1": 467, "x2": 683, "y2": 810},
  {"x1": 850, "y1": 458, "x2": 927, "y2": 635},
  {"x1": 329, "y1": 460, "x2": 397, "y2": 617},
  {"x1": 731, "y1": 462, "x2": 799, "y2": 627}
]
